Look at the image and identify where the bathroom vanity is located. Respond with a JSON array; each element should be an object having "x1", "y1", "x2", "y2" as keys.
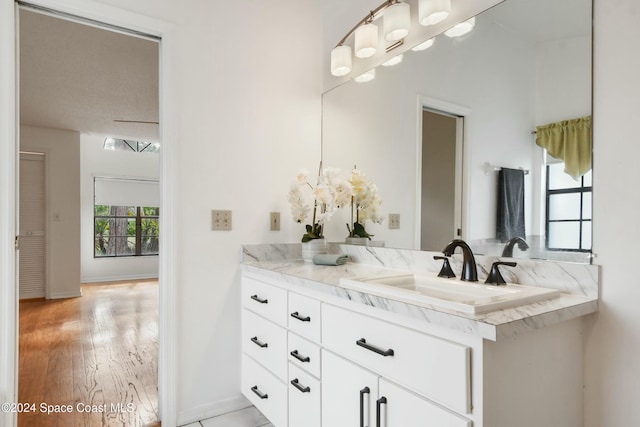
[{"x1": 240, "y1": 244, "x2": 598, "y2": 427}]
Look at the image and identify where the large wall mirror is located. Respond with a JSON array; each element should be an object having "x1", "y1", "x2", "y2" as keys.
[{"x1": 321, "y1": 0, "x2": 592, "y2": 263}]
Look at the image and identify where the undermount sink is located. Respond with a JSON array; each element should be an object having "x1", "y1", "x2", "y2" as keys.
[{"x1": 339, "y1": 273, "x2": 561, "y2": 315}]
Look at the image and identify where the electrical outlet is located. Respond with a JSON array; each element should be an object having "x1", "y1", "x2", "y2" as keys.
[
  {"x1": 212, "y1": 210, "x2": 232, "y2": 230},
  {"x1": 270, "y1": 212, "x2": 280, "y2": 231},
  {"x1": 389, "y1": 213, "x2": 400, "y2": 229}
]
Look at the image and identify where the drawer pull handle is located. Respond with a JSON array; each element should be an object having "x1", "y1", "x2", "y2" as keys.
[
  {"x1": 357, "y1": 338, "x2": 395, "y2": 357},
  {"x1": 251, "y1": 385, "x2": 268, "y2": 399},
  {"x1": 290, "y1": 350, "x2": 310, "y2": 363},
  {"x1": 376, "y1": 396, "x2": 387, "y2": 427},
  {"x1": 360, "y1": 387, "x2": 370, "y2": 427},
  {"x1": 290, "y1": 378, "x2": 311, "y2": 393},
  {"x1": 250, "y1": 294, "x2": 268, "y2": 304},
  {"x1": 251, "y1": 336, "x2": 268, "y2": 348},
  {"x1": 290, "y1": 311, "x2": 311, "y2": 322}
]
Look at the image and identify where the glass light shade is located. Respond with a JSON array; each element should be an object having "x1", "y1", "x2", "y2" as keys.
[
  {"x1": 444, "y1": 17, "x2": 476, "y2": 37},
  {"x1": 384, "y1": 2, "x2": 410, "y2": 42},
  {"x1": 331, "y1": 45, "x2": 352, "y2": 76},
  {"x1": 419, "y1": 0, "x2": 451, "y2": 26},
  {"x1": 355, "y1": 23, "x2": 378, "y2": 58},
  {"x1": 382, "y1": 54, "x2": 403, "y2": 67},
  {"x1": 411, "y1": 37, "x2": 435, "y2": 51},
  {"x1": 354, "y1": 68, "x2": 376, "y2": 83}
]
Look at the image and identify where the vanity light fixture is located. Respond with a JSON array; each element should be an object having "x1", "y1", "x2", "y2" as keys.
[
  {"x1": 384, "y1": 1, "x2": 411, "y2": 41},
  {"x1": 355, "y1": 20, "x2": 378, "y2": 58},
  {"x1": 419, "y1": 0, "x2": 451, "y2": 26},
  {"x1": 330, "y1": 0, "x2": 409, "y2": 77},
  {"x1": 331, "y1": 45, "x2": 352, "y2": 76},
  {"x1": 354, "y1": 68, "x2": 376, "y2": 83},
  {"x1": 382, "y1": 53, "x2": 404, "y2": 67},
  {"x1": 411, "y1": 37, "x2": 435, "y2": 51},
  {"x1": 444, "y1": 16, "x2": 475, "y2": 37}
]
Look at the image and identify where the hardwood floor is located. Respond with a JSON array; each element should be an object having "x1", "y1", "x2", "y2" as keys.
[{"x1": 18, "y1": 280, "x2": 160, "y2": 427}]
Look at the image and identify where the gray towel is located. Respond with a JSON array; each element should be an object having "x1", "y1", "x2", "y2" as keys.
[
  {"x1": 313, "y1": 254, "x2": 348, "y2": 266},
  {"x1": 496, "y1": 168, "x2": 526, "y2": 242}
]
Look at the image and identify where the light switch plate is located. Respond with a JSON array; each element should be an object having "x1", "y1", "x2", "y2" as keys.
[
  {"x1": 212, "y1": 210, "x2": 232, "y2": 230},
  {"x1": 270, "y1": 212, "x2": 280, "y2": 231},
  {"x1": 389, "y1": 213, "x2": 400, "y2": 229}
]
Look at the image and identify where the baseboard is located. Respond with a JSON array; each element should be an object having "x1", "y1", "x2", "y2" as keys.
[
  {"x1": 48, "y1": 289, "x2": 83, "y2": 299},
  {"x1": 81, "y1": 274, "x2": 159, "y2": 283},
  {"x1": 177, "y1": 394, "x2": 251, "y2": 426}
]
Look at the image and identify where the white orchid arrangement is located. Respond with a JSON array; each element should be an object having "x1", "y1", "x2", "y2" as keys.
[
  {"x1": 347, "y1": 167, "x2": 383, "y2": 240},
  {"x1": 288, "y1": 164, "x2": 352, "y2": 242}
]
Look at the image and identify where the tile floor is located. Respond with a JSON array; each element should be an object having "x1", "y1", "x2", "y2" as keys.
[{"x1": 182, "y1": 406, "x2": 272, "y2": 427}]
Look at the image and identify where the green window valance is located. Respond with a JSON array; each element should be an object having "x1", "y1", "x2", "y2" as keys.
[{"x1": 535, "y1": 116, "x2": 592, "y2": 180}]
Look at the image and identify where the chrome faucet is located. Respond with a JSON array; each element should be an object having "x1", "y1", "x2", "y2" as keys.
[
  {"x1": 442, "y1": 239, "x2": 478, "y2": 282},
  {"x1": 501, "y1": 236, "x2": 529, "y2": 257}
]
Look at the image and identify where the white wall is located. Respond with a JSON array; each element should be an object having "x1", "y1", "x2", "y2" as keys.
[
  {"x1": 80, "y1": 134, "x2": 159, "y2": 282},
  {"x1": 322, "y1": 17, "x2": 536, "y2": 247},
  {"x1": 585, "y1": 1, "x2": 640, "y2": 425},
  {"x1": 20, "y1": 125, "x2": 81, "y2": 299}
]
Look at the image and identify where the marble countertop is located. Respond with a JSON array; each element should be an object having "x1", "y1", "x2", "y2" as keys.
[{"x1": 240, "y1": 258, "x2": 598, "y2": 341}]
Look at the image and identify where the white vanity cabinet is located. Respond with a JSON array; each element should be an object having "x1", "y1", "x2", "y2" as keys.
[
  {"x1": 241, "y1": 270, "x2": 585, "y2": 427},
  {"x1": 321, "y1": 305, "x2": 473, "y2": 427}
]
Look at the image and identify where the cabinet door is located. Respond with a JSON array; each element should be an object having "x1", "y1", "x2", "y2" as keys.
[
  {"x1": 322, "y1": 350, "x2": 378, "y2": 427},
  {"x1": 378, "y1": 379, "x2": 471, "y2": 427}
]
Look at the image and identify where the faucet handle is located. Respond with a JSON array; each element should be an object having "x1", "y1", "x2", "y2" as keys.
[
  {"x1": 434, "y1": 256, "x2": 456, "y2": 278},
  {"x1": 485, "y1": 261, "x2": 517, "y2": 286}
]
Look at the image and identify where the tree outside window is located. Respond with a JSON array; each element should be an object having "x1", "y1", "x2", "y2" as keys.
[{"x1": 94, "y1": 205, "x2": 159, "y2": 257}]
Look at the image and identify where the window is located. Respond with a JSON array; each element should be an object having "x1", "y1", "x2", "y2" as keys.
[
  {"x1": 94, "y1": 205, "x2": 159, "y2": 257},
  {"x1": 545, "y1": 163, "x2": 592, "y2": 251},
  {"x1": 103, "y1": 137, "x2": 160, "y2": 153}
]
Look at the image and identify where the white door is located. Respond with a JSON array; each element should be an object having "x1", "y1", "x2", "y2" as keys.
[
  {"x1": 322, "y1": 350, "x2": 379, "y2": 427},
  {"x1": 19, "y1": 152, "x2": 46, "y2": 299},
  {"x1": 378, "y1": 379, "x2": 471, "y2": 427}
]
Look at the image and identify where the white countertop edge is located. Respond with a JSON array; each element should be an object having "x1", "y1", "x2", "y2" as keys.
[{"x1": 240, "y1": 261, "x2": 598, "y2": 341}]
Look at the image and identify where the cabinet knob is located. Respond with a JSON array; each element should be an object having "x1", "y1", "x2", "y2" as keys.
[
  {"x1": 251, "y1": 385, "x2": 268, "y2": 400},
  {"x1": 357, "y1": 338, "x2": 395, "y2": 357},
  {"x1": 290, "y1": 378, "x2": 311, "y2": 393},
  {"x1": 250, "y1": 294, "x2": 268, "y2": 304},
  {"x1": 360, "y1": 387, "x2": 371, "y2": 427}
]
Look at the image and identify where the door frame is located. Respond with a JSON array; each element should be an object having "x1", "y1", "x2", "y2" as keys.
[
  {"x1": 415, "y1": 95, "x2": 471, "y2": 250},
  {"x1": 0, "y1": 1, "x2": 178, "y2": 426}
]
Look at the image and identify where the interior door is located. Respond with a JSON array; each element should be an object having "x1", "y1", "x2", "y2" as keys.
[{"x1": 19, "y1": 151, "x2": 46, "y2": 299}]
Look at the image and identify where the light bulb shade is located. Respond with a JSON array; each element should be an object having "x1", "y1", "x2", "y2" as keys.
[
  {"x1": 354, "y1": 68, "x2": 376, "y2": 83},
  {"x1": 382, "y1": 54, "x2": 403, "y2": 67},
  {"x1": 411, "y1": 37, "x2": 435, "y2": 51},
  {"x1": 419, "y1": 0, "x2": 451, "y2": 26},
  {"x1": 444, "y1": 17, "x2": 476, "y2": 37},
  {"x1": 355, "y1": 23, "x2": 378, "y2": 58},
  {"x1": 331, "y1": 45, "x2": 352, "y2": 76},
  {"x1": 384, "y1": 2, "x2": 410, "y2": 42}
]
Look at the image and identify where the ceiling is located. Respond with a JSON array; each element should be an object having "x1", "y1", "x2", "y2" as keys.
[{"x1": 19, "y1": 9, "x2": 159, "y2": 141}]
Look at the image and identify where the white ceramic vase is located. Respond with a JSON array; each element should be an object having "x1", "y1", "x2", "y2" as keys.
[
  {"x1": 301, "y1": 238, "x2": 327, "y2": 263},
  {"x1": 345, "y1": 237, "x2": 369, "y2": 246}
]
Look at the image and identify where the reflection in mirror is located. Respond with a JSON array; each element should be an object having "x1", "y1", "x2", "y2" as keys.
[{"x1": 321, "y1": 0, "x2": 592, "y2": 263}]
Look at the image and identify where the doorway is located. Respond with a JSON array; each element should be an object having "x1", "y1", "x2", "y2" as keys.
[
  {"x1": 18, "y1": 4, "x2": 171, "y2": 423},
  {"x1": 420, "y1": 108, "x2": 464, "y2": 251},
  {"x1": 1, "y1": 1, "x2": 177, "y2": 426}
]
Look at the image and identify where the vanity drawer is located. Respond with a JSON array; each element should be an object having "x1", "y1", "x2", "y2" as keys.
[
  {"x1": 322, "y1": 304, "x2": 472, "y2": 414},
  {"x1": 242, "y1": 309, "x2": 287, "y2": 380},
  {"x1": 288, "y1": 363, "x2": 321, "y2": 427},
  {"x1": 288, "y1": 332, "x2": 321, "y2": 378},
  {"x1": 242, "y1": 354, "x2": 287, "y2": 427},
  {"x1": 242, "y1": 276, "x2": 287, "y2": 326},
  {"x1": 288, "y1": 292, "x2": 321, "y2": 343}
]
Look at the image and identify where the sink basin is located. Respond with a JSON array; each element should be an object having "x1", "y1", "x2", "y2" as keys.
[{"x1": 339, "y1": 273, "x2": 561, "y2": 314}]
